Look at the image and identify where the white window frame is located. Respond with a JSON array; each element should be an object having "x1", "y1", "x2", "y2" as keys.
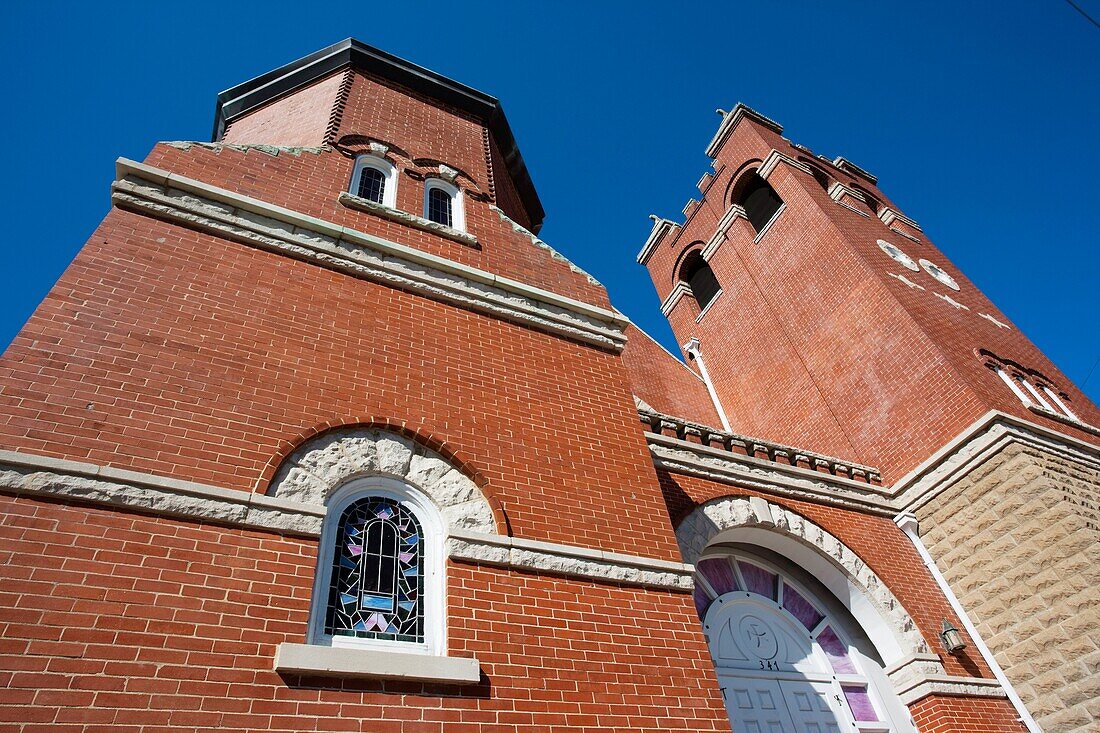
[
  {"x1": 423, "y1": 178, "x2": 465, "y2": 232},
  {"x1": 994, "y1": 367, "x2": 1033, "y2": 406},
  {"x1": 1042, "y1": 385, "x2": 1079, "y2": 421},
  {"x1": 307, "y1": 476, "x2": 445, "y2": 657},
  {"x1": 349, "y1": 155, "x2": 398, "y2": 209}
]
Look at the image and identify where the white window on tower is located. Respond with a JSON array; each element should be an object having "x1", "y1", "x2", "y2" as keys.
[
  {"x1": 424, "y1": 179, "x2": 465, "y2": 232},
  {"x1": 349, "y1": 155, "x2": 398, "y2": 208}
]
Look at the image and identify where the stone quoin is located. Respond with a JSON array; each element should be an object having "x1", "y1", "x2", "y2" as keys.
[{"x1": 1, "y1": 38, "x2": 1097, "y2": 733}]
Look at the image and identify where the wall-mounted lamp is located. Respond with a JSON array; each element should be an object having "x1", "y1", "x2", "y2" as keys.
[{"x1": 940, "y1": 619, "x2": 967, "y2": 654}]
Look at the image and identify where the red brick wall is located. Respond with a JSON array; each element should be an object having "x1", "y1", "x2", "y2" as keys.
[
  {"x1": 620, "y1": 324, "x2": 720, "y2": 425},
  {"x1": 644, "y1": 117, "x2": 1100, "y2": 480},
  {"x1": 909, "y1": 694, "x2": 1026, "y2": 732},
  {"x1": 221, "y1": 70, "x2": 345, "y2": 148},
  {"x1": 0, "y1": 495, "x2": 730, "y2": 732},
  {"x1": 0, "y1": 208, "x2": 668, "y2": 558}
]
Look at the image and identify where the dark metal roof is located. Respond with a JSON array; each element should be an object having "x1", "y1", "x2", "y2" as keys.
[{"x1": 212, "y1": 38, "x2": 545, "y2": 232}]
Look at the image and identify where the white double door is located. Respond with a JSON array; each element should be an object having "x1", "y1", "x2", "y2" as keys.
[{"x1": 719, "y1": 674, "x2": 849, "y2": 733}]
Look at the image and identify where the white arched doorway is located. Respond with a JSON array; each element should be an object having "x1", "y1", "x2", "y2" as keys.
[{"x1": 696, "y1": 549, "x2": 914, "y2": 733}]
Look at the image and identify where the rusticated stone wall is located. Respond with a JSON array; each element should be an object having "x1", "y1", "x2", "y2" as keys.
[{"x1": 917, "y1": 441, "x2": 1100, "y2": 733}]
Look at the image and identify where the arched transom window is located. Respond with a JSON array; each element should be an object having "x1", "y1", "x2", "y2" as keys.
[{"x1": 695, "y1": 552, "x2": 911, "y2": 733}]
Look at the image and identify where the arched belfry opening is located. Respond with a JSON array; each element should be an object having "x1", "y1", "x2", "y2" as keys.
[
  {"x1": 735, "y1": 172, "x2": 785, "y2": 234},
  {"x1": 679, "y1": 250, "x2": 721, "y2": 311}
]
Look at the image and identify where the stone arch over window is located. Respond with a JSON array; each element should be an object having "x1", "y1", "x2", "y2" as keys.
[
  {"x1": 676, "y1": 495, "x2": 934, "y2": 666},
  {"x1": 266, "y1": 426, "x2": 496, "y2": 535}
]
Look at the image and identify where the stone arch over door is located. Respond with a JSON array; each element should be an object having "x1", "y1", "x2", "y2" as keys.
[
  {"x1": 266, "y1": 426, "x2": 498, "y2": 534},
  {"x1": 676, "y1": 495, "x2": 935, "y2": 670}
]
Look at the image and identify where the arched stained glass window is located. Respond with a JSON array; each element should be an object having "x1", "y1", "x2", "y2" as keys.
[
  {"x1": 357, "y1": 166, "x2": 386, "y2": 204},
  {"x1": 426, "y1": 186, "x2": 453, "y2": 227},
  {"x1": 324, "y1": 496, "x2": 424, "y2": 643}
]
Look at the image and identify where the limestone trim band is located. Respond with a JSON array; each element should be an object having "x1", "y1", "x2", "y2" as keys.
[
  {"x1": 273, "y1": 642, "x2": 481, "y2": 684},
  {"x1": 111, "y1": 159, "x2": 628, "y2": 352},
  {"x1": 447, "y1": 529, "x2": 695, "y2": 591},
  {"x1": 895, "y1": 675, "x2": 1007, "y2": 706},
  {"x1": 0, "y1": 449, "x2": 325, "y2": 536},
  {"x1": 0, "y1": 450, "x2": 692, "y2": 590},
  {"x1": 893, "y1": 410, "x2": 1100, "y2": 512},
  {"x1": 649, "y1": 437, "x2": 896, "y2": 515}
]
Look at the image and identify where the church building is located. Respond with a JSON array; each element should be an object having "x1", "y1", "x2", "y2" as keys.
[{"x1": 1, "y1": 39, "x2": 1097, "y2": 733}]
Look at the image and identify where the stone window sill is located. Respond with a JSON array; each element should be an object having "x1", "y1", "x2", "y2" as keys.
[
  {"x1": 753, "y1": 204, "x2": 786, "y2": 243},
  {"x1": 338, "y1": 192, "x2": 480, "y2": 249},
  {"x1": 695, "y1": 289, "x2": 723, "y2": 323},
  {"x1": 273, "y1": 642, "x2": 481, "y2": 684}
]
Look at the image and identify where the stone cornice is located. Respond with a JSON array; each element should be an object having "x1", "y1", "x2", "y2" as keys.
[
  {"x1": 893, "y1": 410, "x2": 1100, "y2": 512},
  {"x1": 337, "y1": 191, "x2": 479, "y2": 248},
  {"x1": 757, "y1": 149, "x2": 814, "y2": 181},
  {"x1": 878, "y1": 206, "x2": 923, "y2": 233},
  {"x1": 111, "y1": 159, "x2": 627, "y2": 352},
  {"x1": 648, "y1": 434, "x2": 896, "y2": 515},
  {"x1": 637, "y1": 216, "x2": 681, "y2": 265},
  {"x1": 660, "y1": 282, "x2": 694, "y2": 316},
  {"x1": 0, "y1": 450, "x2": 692, "y2": 591},
  {"x1": 832, "y1": 156, "x2": 878, "y2": 185},
  {"x1": 705, "y1": 103, "x2": 783, "y2": 159},
  {"x1": 645, "y1": 407, "x2": 1100, "y2": 515}
]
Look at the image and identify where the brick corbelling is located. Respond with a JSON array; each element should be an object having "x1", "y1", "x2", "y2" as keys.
[
  {"x1": 640, "y1": 405, "x2": 882, "y2": 484},
  {"x1": 0, "y1": 494, "x2": 730, "y2": 731},
  {"x1": 322, "y1": 67, "x2": 355, "y2": 145}
]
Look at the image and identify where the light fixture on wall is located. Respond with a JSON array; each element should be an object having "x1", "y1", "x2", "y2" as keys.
[{"x1": 940, "y1": 619, "x2": 966, "y2": 653}]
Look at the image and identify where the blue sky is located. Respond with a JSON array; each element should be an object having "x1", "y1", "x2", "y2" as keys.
[{"x1": 2, "y1": 1, "x2": 1098, "y2": 402}]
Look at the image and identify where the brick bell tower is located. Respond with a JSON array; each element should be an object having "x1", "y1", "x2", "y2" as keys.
[{"x1": 639, "y1": 103, "x2": 1100, "y2": 482}]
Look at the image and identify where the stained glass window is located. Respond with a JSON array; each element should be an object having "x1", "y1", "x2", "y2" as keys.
[
  {"x1": 324, "y1": 496, "x2": 424, "y2": 643},
  {"x1": 426, "y1": 187, "x2": 453, "y2": 227},
  {"x1": 357, "y1": 167, "x2": 386, "y2": 204}
]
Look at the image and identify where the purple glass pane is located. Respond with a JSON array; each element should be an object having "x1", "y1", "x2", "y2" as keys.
[
  {"x1": 817, "y1": 625, "x2": 857, "y2": 674},
  {"x1": 738, "y1": 561, "x2": 777, "y2": 600},
  {"x1": 698, "y1": 558, "x2": 738, "y2": 596},
  {"x1": 693, "y1": 585, "x2": 712, "y2": 619},
  {"x1": 782, "y1": 583, "x2": 825, "y2": 631},
  {"x1": 842, "y1": 685, "x2": 879, "y2": 722}
]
